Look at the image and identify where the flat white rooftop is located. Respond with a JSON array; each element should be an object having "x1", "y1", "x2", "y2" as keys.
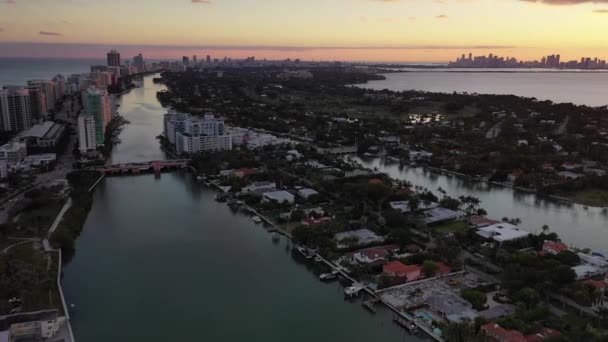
[{"x1": 477, "y1": 222, "x2": 529, "y2": 242}]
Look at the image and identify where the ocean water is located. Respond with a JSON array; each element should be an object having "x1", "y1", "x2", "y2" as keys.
[{"x1": 0, "y1": 58, "x2": 103, "y2": 86}]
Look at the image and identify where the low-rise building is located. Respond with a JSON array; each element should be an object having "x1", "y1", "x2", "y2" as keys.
[
  {"x1": 297, "y1": 188, "x2": 319, "y2": 199},
  {"x1": 334, "y1": 229, "x2": 384, "y2": 248},
  {"x1": 480, "y1": 323, "x2": 526, "y2": 342},
  {"x1": 8, "y1": 317, "x2": 65, "y2": 342},
  {"x1": 383, "y1": 261, "x2": 421, "y2": 282},
  {"x1": 424, "y1": 207, "x2": 462, "y2": 224},
  {"x1": 244, "y1": 181, "x2": 276, "y2": 193},
  {"x1": 18, "y1": 153, "x2": 57, "y2": 171},
  {"x1": 542, "y1": 240, "x2": 568, "y2": 255},
  {"x1": 262, "y1": 190, "x2": 295, "y2": 204},
  {"x1": 0, "y1": 142, "x2": 27, "y2": 167},
  {"x1": 477, "y1": 222, "x2": 529, "y2": 243},
  {"x1": 18, "y1": 121, "x2": 65, "y2": 148}
]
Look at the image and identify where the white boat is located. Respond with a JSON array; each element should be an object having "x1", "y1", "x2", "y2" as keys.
[
  {"x1": 344, "y1": 284, "x2": 364, "y2": 297},
  {"x1": 314, "y1": 256, "x2": 323, "y2": 262},
  {"x1": 296, "y1": 245, "x2": 314, "y2": 259},
  {"x1": 319, "y1": 270, "x2": 339, "y2": 281},
  {"x1": 252, "y1": 216, "x2": 262, "y2": 223}
]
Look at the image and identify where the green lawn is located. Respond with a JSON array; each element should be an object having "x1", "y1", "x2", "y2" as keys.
[{"x1": 432, "y1": 220, "x2": 468, "y2": 234}]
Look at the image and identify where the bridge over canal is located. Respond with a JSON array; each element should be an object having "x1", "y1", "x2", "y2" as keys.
[{"x1": 92, "y1": 159, "x2": 191, "y2": 176}]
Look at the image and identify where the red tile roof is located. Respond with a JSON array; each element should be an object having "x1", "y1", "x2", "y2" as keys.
[
  {"x1": 542, "y1": 240, "x2": 568, "y2": 255},
  {"x1": 436, "y1": 262, "x2": 452, "y2": 275},
  {"x1": 469, "y1": 215, "x2": 500, "y2": 227},
  {"x1": 383, "y1": 261, "x2": 421, "y2": 276},
  {"x1": 582, "y1": 279, "x2": 608, "y2": 289},
  {"x1": 369, "y1": 178, "x2": 383, "y2": 184},
  {"x1": 525, "y1": 328, "x2": 561, "y2": 342},
  {"x1": 481, "y1": 323, "x2": 526, "y2": 342}
]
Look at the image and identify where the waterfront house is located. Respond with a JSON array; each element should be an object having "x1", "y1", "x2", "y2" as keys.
[
  {"x1": 244, "y1": 181, "x2": 276, "y2": 193},
  {"x1": 480, "y1": 323, "x2": 526, "y2": 342},
  {"x1": 335, "y1": 229, "x2": 385, "y2": 249},
  {"x1": 571, "y1": 264, "x2": 602, "y2": 280},
  {"x1": 390, "y1": 200, "x2": 438, "y2": 213},
  {"x1": 541, "y1": 240, "x2": 568, "y2": 255},
  {"x1": 524, "y1": 328, "x2": 561, "y2": 342},
  {"x1": 477, "y1": 223, "x2": 529, "y2": 244},
  {"x1": 262, "y1": 190, "x2": 295, "y2": 204},
  {"x1": 423, "y1": 207, "x2": 462, "y2": 225},
  {"x1": 345, "y1": 245, "x2": 400, "y2": 265},
  {"x1": 468, "y1": 215, "x2": 500, "y2": 228},
  {"x1": 383, "y1": 261, "x2": 421, "y2": 282},
  {"x1": 557, "y1": 171, "x2": 584, "y2": 180},
  {"x1": 302, "y1": 217, "x2": 332, "y2": 226}
]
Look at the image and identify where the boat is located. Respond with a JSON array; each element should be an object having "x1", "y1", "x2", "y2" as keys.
[
  {"x1": 252, "y1": 216, "x2": 262, "y2": 223},
  {"x1": 393, "y1": 316, "x2": 418, "y2": 334},
  {"x1": 314, "y1": 255, "x2": 323, "y2": 262},
  {"x1": 319, "y1": 270, "x2": 339, "y2": 281},
  {"x1": 344, "y1": 284, "x2": 364, "y2": 297},
  {"x1": 296, "y1": 245, "x2": 314, "y2": 259}
]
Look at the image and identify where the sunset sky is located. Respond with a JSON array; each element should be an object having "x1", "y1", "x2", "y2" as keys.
[{"x1": 1, "y1": 0, "x2": 608, "y2": 62}]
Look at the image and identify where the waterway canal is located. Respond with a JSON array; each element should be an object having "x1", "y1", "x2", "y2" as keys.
[
  {"x1": 62, "y1": 76, "x2": 417, "y2": 341},
  {"x1": 353, "y1": 157, "x2": 608, "y2": 253}
]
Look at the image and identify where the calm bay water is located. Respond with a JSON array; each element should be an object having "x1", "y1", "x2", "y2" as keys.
[
  {"x1": 357, "y1": 69, "x2": 608, "y2": 107},
  {"x1": 353, "y1": 157, "x2": 608, "y2": 253},
  {"x1": 62, "y1": 76, "x2": 415, "y2": 342}
]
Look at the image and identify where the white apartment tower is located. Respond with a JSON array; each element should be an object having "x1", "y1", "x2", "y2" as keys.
[
  {"x1": 78, "y1": 115, "x2": 97, "y2": 154},
  {"x1": 0, "y1": 86, "x2": 33, "y2": 132}
]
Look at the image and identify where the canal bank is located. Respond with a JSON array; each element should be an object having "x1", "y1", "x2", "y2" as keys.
[
  {"x1": 62, "y1": 75, "x2": 421, "y2": 342},
  {"x1": 352, "y1": 156, "x2": 608, "y2": 252}
]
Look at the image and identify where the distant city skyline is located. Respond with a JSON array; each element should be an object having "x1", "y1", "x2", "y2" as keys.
[{"x1": 1, "y1": 0, "x2": 608, "y2": 62}]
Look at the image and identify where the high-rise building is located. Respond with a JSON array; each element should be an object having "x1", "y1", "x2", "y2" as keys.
[
  {"x1": 27, "y1": 80, "x2": 56, "y2": 112},
  {"x1": 163, "y1": 111, "x2": 232, "y2": 154},
  {"x1": 26, "y1": 84, "x2": 48, "y2": 121},
  {"x1": 107, "y1": 49, "x2": 121, "y2": 67},
  {"x1": 133, "y1": 54, "x2": 144, "y2": 73},
  {"x1": 0, "y1": 86, "x2": 33, "y2": 132},
  {"x1": 206, "y1": 55, "x2": 211, "y2": 63},
  {"x1": 77, "y1": 115, "x2": 97, "y2": 154},
  {"x1": 193, "y1": 55, "x2": 197, "y2": 64},
  {"x1": 182, "y1": 56, "x2": 189, "y2": 66},
  {"x1": 82, "y1": 87, "x2": 112, "y2": 146}
]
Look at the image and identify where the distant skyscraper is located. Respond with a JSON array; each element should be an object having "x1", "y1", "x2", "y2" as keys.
[
  {"x1": 0, "y1": 86, "x2": 33, "y2": 132},
  {"x1": 182, "y1": 56, "x2": 189, "y2": 65},
  {"x1": 133, "y1": 54, "x2": 144, "y2": 73},
  {"x1": 206, "y1": 55, "x2": 211, "y2": 63},
  {"x1": 193, "y1": 55, "x2": 197, "y2": 64},
  {"x1": 107, "y1": 49, "x2": 121, "y2": 67}
]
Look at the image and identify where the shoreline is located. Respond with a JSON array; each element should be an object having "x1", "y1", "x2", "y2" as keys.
[{"x1": 195, "y1": 168, "x2": 444, "y2": 341}]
